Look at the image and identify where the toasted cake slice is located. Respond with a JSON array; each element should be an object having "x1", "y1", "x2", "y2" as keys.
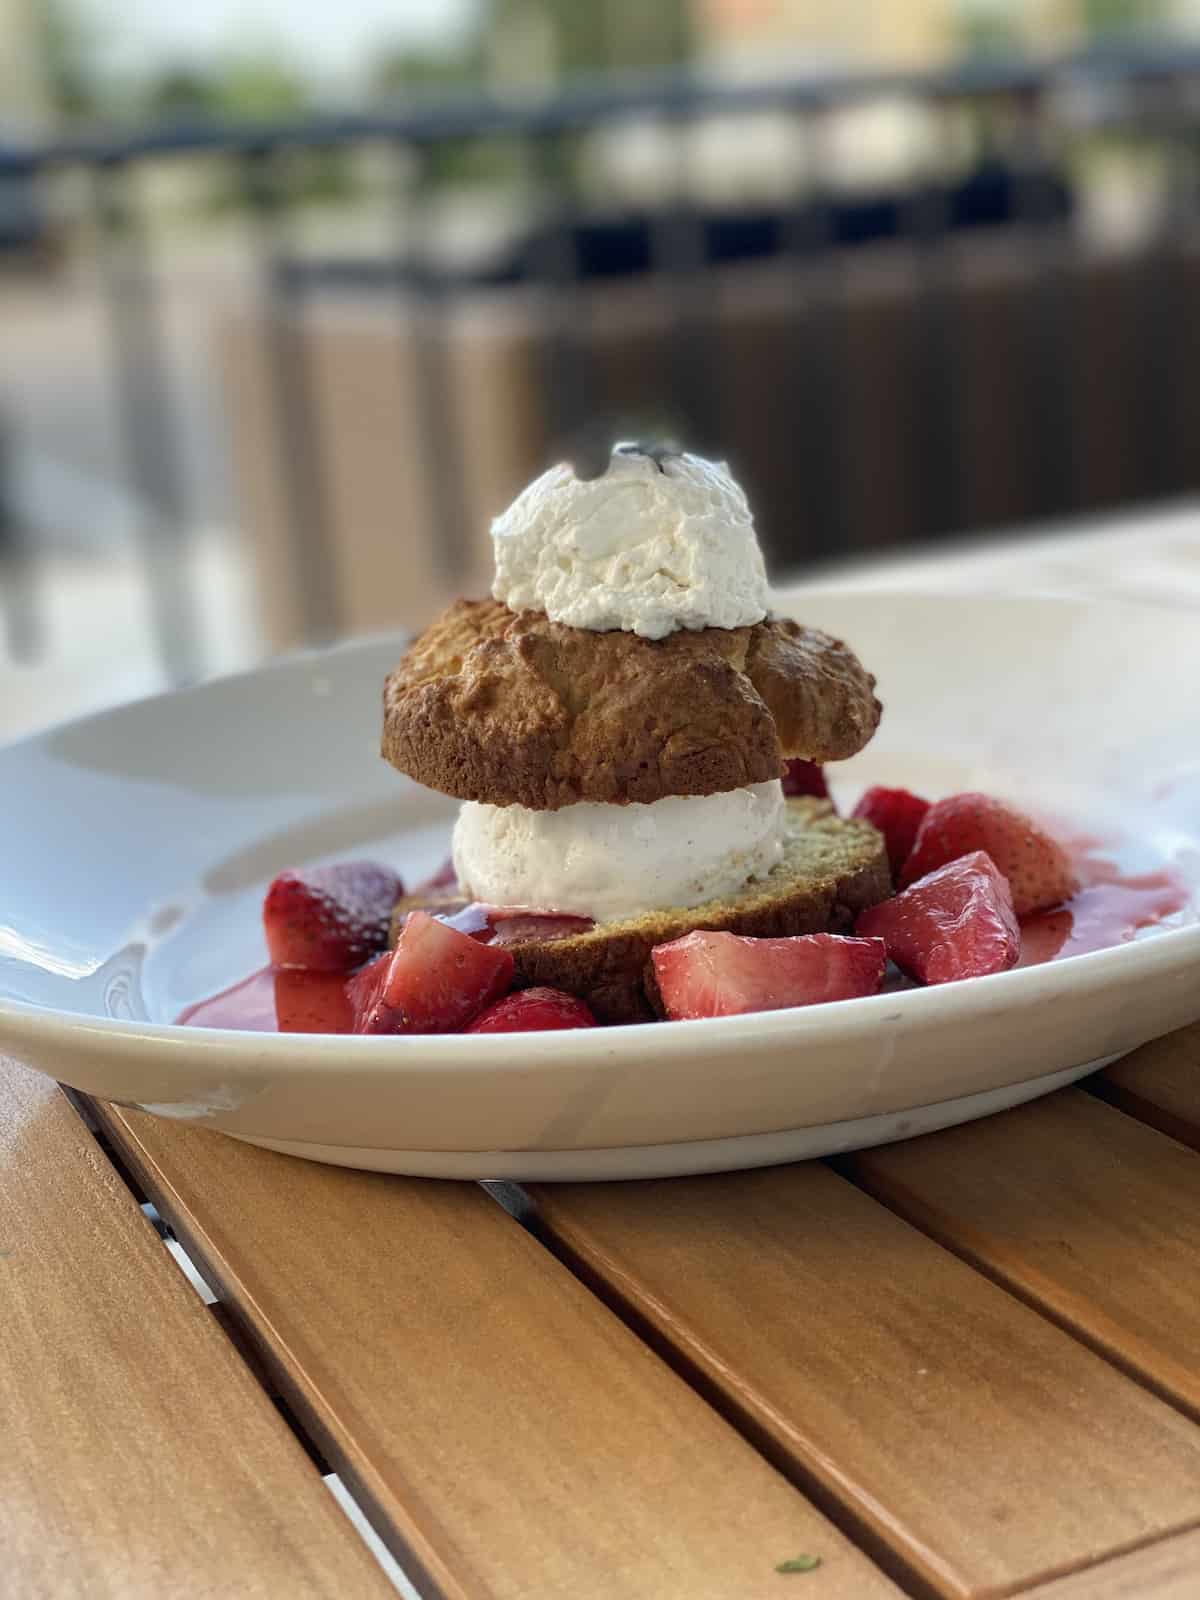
[{"x1": 391, "y1": 798, "x2": 890, "y2": 1025}]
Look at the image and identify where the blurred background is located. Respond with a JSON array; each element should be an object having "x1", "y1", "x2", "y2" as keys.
[{"x1": 2, "y1": 0, "x2": 1198, "y2": 739}]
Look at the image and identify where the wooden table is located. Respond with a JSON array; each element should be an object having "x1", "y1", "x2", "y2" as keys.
[
  {"x1": 3, "y1": 1029, "x2": 1199, "y2": 1598},
  {"x1": 7, "y1": 513, "x2": 1200, "y2": 1598}
]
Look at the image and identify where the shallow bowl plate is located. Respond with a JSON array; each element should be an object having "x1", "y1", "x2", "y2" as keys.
[{"x1": 2, "y1": 590, "x2": 1197, "y2": 1180}]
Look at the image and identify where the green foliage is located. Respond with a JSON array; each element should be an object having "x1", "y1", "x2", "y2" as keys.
[
  {"x1": 482, "y1": 0, "x2": 693, "y2": 75},
  {"x1": 33, "y1": 0, "x2": 103, "y2": 120},
  {"x1": 213, "y1": 53, "x2": 309, "y2": 120},
  {"x1": 145, "y1": 50, "x2": 309, "y2": 121},
  {"x1": 1082, "y1": 0, "x2": 1165, "y2": 34},
  {"x1": 957, "y1": 10, "x2": 1024, "y2": 57},
  {"x1": 369, "y1": 44, "x2": 485, "y2": 100}
]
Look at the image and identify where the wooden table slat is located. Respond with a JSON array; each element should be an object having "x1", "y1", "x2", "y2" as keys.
[
  {"x1": 527, "y1": 1160, "x2": 1200, "y2": 1600},
  {"x1": 1022, "y1": 1529, "x2": 1200, "y2": 1599},
  {"x1": 0, "y1": 1059, "x2": 392, "y2": 1600},
  {"x1": 845, "y1": 1087, "x2": 1200, "y2": 1423},
  {"x1": 1096, "y1": 1022, "x2": 1200, "y2": 1153},
  {"x1": 93, "y1": 1101, "x2": 903, "y2": 1600}
]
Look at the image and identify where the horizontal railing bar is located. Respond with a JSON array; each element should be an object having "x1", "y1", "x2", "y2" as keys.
[{"x1": 5, "y1": 42, "x2": 1200, "y2": 172}]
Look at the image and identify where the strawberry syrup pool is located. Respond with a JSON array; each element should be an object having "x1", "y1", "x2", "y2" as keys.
[{"x1": 177, "y1": 839, "x2": 1193, "y2": 1033}]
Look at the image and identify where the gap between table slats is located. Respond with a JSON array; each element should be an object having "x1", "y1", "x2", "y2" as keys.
[
  {"x1": 841, "y1": 1085, "x2": 1200, "y2": 1426},
  {"x1": 0, "y1": 1058, "x2": 392, "y2": 1600},
  {"x1": 1091, "y1": 1020, "x2": 1200, "y2": 1153},
  {"x1": 90, "y1": 1098, "x2": 904, "y2": 1600},
  {"x1": 1020, "y1": 1526, "x2": 1200, "y2": 1599},
  {"x1": 524, "y1": 1143, "x2": 1200, "y2": 1600}
]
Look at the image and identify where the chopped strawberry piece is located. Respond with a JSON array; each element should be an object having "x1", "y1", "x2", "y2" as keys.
[
  {"x1": 263, "y1": 861, "x2": 402, "y2": 972},
  {"x1": 345, "y1": 951, "x2": 397, "y2": 1034},
  {"x1": 852, "y1": 785, "x2": 930, "y2": 876},
  {"x1": 486, "y1": 910, "x2": 595, "y2": 945},
  {"x1": 858, "y1": 850, "x2": 1020, "y2": 984},
  {"x1": 901, "y1": 793, "x2": 1079, "y2": 916},
  {"x1": 273, "y1": 969, "x2": 354, "y2": 1033},
  {"x1": 429, "y1": 903, "x2": 595, "y2": 945},
  {"x1": 466, "y1": 987, "x2": 598, "y2": 1033},
  {"x1": 347, "y1": 911, "x2": 513, "y2": 1034},
  {"x1": 781, "y1": 759, "x2": 830, "y2": 800},
  {"x1": 651, "y1": 930, "x2": 886, "y2": 1020}
]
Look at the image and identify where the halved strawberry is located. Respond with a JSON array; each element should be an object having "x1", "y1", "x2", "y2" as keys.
[
  {"x1": 466, "y1": 987, "x2": 597, "y2": 1033},
  {"x1": 651, "y1": 930, "x2": 886, "y2": 1020},
  {"x1": 347, "y1": 911, "x2": 514, "y2": 1034},
  {"x1": 263, "y1": 861, "x2": 402, "y2": 972},
  {"x1": 851, "y1": 785, "x2": 930, "y2": 877},
  {"x1": 858, "y1": 850, "x2": 1020, "y2": 984},
  {"x1": 273, "y1": 969, "x2": 353, "y2": 1033},
  {"x1": 901, "y1": 793, "x2": 1078, "y2": 916},
  {"x1": 781, "y1": 759, "x2": 830, "y2": 800}
]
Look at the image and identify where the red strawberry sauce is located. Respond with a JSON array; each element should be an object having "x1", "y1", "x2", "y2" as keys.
[
  {"x1": 1018, "y1": 853, "x2": 1190, "y2": 967},
  {"x1": 178, "y1": 968, "x2": 280, "y2": 1031},
  {"x1": 177, "y1": 844, "x2": 1193, "y2": 1032}
]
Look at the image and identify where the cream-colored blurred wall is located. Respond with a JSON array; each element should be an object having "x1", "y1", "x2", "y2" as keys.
[
  {"x1": 697, "y1": 0, "x2": 949, "y2": 68},
  {"x1": 0, "y1": 0, "x2": 50, "y2": 129},
  {"x1": 694, "y1": 0, "x2": 1102, "y2": 68}
]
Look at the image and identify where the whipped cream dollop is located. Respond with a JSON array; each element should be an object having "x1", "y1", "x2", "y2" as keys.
[
  {"x1": 490, "y1": 444, "x2": 769, "y2": 639},
  {"x1": 452, "y1": 781, "x2": 786, "y2": 924}
]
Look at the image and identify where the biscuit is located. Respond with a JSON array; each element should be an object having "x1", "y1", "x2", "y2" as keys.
[{"x1": 382, "y1": 600, "x2": 881, "y2": 811}]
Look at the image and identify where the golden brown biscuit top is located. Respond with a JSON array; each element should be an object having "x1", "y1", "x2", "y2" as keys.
[{"x1": 382, "y1": 598, "x2": 881, "y2": 811}]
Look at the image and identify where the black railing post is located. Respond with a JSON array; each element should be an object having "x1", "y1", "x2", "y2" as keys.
[
  {"x1": 525, "y1": 123, "x2": 599, "y2": 459},
  {"x1": 92, "y1": 157, "x2": 206, "y2": 684},
  {"x1": 1012, "y1": 80, "x2": 1078, "y2": 520},
  {"x1": 396, "y1": 138, "x2": 473, "y2": 588},
  {"x1": 240, "y1": 142, "x2": 343, "y2": 646},
  {"x1": 647, "y1": 91, "x2": 722, "y2": 456},
  {"x1": 0, "y1": 407, "x2": 39, "y2": 663},
  {"x1": 783, "y1": 98, "x2": 848, "y2": 563},
  {"x1": 902, "y1": 91, "x2": 966, "y2": 543},
  {"x1": 1134, "y1": 70, "x2": 1191, "y2": 500}
]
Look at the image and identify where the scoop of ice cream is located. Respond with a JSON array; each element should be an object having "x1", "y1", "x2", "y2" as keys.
[
  {"x1": 490, "y1": 444, "x2": 769, "y2": 639},
  {"x1": 451, "y1": 781, "x2": 786, "y2": 923}
]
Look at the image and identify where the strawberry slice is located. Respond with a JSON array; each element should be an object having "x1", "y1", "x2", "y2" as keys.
[
  {"x1": 466, "y1": 987, "x2": 598, "y2": 1033},
  {"x1": 484, "y1": 910, "x2": 595, "y2": 945},
  {"x1": 263, "y1": 861, "x2": 402, "y2": 972},
  {"x1": 901, "y1": 793, "x2": 1079, "y2": 916},
  {"x1": 347, "y1": 911, "x2": 514, "y2": 1034},
  {"x1": 273, "y1": 969, "x2": 353, "y2": 1033},
  {"x1": 781, "y1": 759, "x2": 830, "y2": 800},
  {"x1": 651, "y1": 930, "x2": 886, "y2": 1020},
  {"x1": 852, "y1": 786, "x2": 930, "y2": 876},
  {"x1": 426, "y1": 903, "x2": 594, "y2": 945},
  {"x1": 858, "y1": 850, "x2": 1020, "y2": 984}
]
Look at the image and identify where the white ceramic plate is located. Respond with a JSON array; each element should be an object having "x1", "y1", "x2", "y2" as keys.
[{"x1": 2, "y1": 590, "x2": 1197, "y2": 1180}]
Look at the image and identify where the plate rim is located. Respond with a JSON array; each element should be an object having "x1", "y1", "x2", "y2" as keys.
[
  {"x1": 1, "y1": 918, "x2": 1196, "y2": 1065},
  {"x1": 3, "y1": 586, "x2": 1198, "y2": 1066}
]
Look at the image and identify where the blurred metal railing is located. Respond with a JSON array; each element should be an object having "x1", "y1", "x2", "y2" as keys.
[{"x1": 2, "y1": 42, "x2": 1200, "y2": 684}]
